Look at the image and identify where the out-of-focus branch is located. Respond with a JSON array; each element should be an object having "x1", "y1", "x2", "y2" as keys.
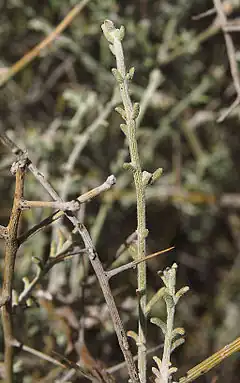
[
  {"x1": 0, "y1": 0, "x2": 91, "y2": 87},
  {"x1": 60, "y1": 91, "x2": 119, "y2": 200},
  {"x1": 11, "y1": 339, "x2": 103, "y2": 381},
  {"x1": 107, "y1": 184, "x2": 240, "y2": 209},
  {"x1": 193, "y1": 1, "x2": 233, "y2": 20},
  {"x1": 158, "y1": 1, "x2": 237, "y2": 67},
  {"x1": 213, "y1": 0, "x2": 240, "y2": 121}
]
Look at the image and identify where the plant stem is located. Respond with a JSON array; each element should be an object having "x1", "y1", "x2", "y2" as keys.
[
  {"x1": 101, "y1": 21, "x2": 148, "y2": 382},
  {"x1": 1, "y1": 162, "x2": 26, "y2": 383},
  {"x1": 178, "y1": 337, "x2": 240, "y2": 383},
  {"x1": 161, "y1": 303, "x2": 175, "y2": 382}
]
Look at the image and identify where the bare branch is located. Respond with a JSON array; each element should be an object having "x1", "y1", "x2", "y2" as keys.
[
  {"x1": 18, "y1": 211, "x2": 62, "y2": 244},
  {"x1": 11, "y1": 339, "x2": 65, "y2": 368},
  {"x1": 18, "y1": 176, "x2": 116, "y2": 244},
  {"x1": 0, "y1": 131, "x2": 140, "y2": 383},
  {"x1": 107, "y1": 247, "x2": 175, "y2": 280},
  {"x1": 193, "y1": 1, "x2": 233, "y2": 20},
  {"x1": 20, "y1": 199, "x2": 81, "y2": 211},
  {"x1": 0, "y1": 158, "x2": 27, "y2": 382},
  {"x1": 0, "y1": 0, "x2": 91, "y2": 87},
  {"x1": 213, "y1": 0, "x2": 240, "y2": 121}
]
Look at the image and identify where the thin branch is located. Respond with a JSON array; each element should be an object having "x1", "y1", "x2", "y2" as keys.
[
  {"x1": 107, "y1": 344, "x2": 164, "y2": 374},
  {"x1": 213, "y1": 0, "x2": 240, "y2": 121},
  {"x1": 11, "y1": 339, "x2": 65, "y2": 368},
  {"x1": 12, "y1": 339, "x2": 105, "y2": 382},
  {"x1": 224, "y1": 22, "x2": 240, "y2": 32},
  {"x1": 0, "y1": 0, "x2": 91, "y2": 87},
  {"x1": 58, "y1": 343, "x2": 165, "y2": 382},
  {"x1": 60, "y1": 92, "x2": 119, "y2": 200},
  {"x1": 107, "y1": 247, "x2": 175, "y2": 280},
  {"x1": 20, "y1": 199, "x2": 81, "y2": 211},
  {"x1": 102, "y1": 20, "x2": 150, "y2": 382},
  {"x1": 158, "y1": 2, "x2": 236, "y2": 67},
  {"x1": 192, "y1": 8, "x2": 216, "y2": 20},
  {"x1": 0, "y1": 131, "x2": 140, "y2": 383},
  {"x1": 136, "y1": 69, "x2": 163, "y2": 128},
  {"x1": 18, "y1": 246, "x2": 86, "y2": 305},
  {"x1": 18, "y1": 211, "x2": 62, "y2": 244},
  {"x1": 18, "y1": 175, "x2": 116, "y2": 244},
  {"x1": 116, "y1": 230, "x2": 138, "y2": 258},
  {"x1": 151, "y1": 265, "x2": 188, "y2": 383},
  {"x1": 0, "y1": 158, "x2": 27, "y2": 383},
  {"x1": 192, "y1": 1, "x2": 233, "y2": 20}
]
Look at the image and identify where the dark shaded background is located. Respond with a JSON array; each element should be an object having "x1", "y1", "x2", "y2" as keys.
[{"x1": 0, "y1": 0, "x2": 239, "y2": 382}]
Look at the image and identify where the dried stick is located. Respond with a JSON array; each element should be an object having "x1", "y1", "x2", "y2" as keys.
[
  {"x1": 11, "y1": 339, "x2": 65, "y2": 368},
  {"x1": 0, "y1": 157, "x2": 27, "y2": 383},
  {"x1": 0, "y1": 0, "x2": 91, "y2": 87},
  {"x1": 18, "y1": 176, "x2": 115, "y2": 245},
  {"x1": 213, "y1": 0, "x2": 240, "y2": 121},
  {"x1": 20, "y1": 175, "x2": 116, "y2": 211},
  {"x1": 179, "y1": 336, "x2": 240, "y2": 383},
  {"x1": 0, "y1": 132, "x2": 140, "y2": 383},
  {"x1": 11, "y1": 340, "x2": 102, "y2": 381},
  {"x1": 18, "y1": 210, "x2": 62, "y2": 244},
  {"x1": 20, "y1": 199, "x2": 81, "y2": 211},
  {"x1": 107, "y1": 247, "x2": 174, "y2": 280}
]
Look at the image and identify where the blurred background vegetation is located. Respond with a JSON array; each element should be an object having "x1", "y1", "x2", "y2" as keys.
[{"x1": 0, "y1": 0, "x2": 240, "y2": 382}]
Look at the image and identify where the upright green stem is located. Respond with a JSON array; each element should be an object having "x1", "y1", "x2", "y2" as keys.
[
  {"x1": 161, "y1": 302, "x2": 175, "y2": 382},
  {"x1": 101, "y1": 21, "x2": 147, "y2": 382}
]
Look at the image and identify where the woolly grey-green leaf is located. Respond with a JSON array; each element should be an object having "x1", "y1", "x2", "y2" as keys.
[
  {"x1": 123, "y1": 162, "x2": 136, "y2": 173},
  {"x1": 101, "y1": 20, "x2": 115, "y2": 44},
  {"x1": 120, "y1": 123, "x2": 128, "y2": 135},
  {"x1": 151, "y1": 168, "x2": 163, "y2": 184},
  {"x1": 171, "y1": 337, "x2": 185, "y2": 353},
  {"x1": 142, "y1": 171, "x2": 153, "y2": 186},
  {"x1": 151, "y1": 317, "x2": 167, "y2": 335},
  {"x1": 126, "y1": 66, "x2": 135, "y2": 81},
  {"x1": 127, "y1": 330, "x2": 139, "y2": 344},
  {"x1": 132, "y1": 102, "x2": 140, "y2": 119},
  {"x1": 175, "y1": 286, "x2": 189, "y2": 301},
  {"x1": 115, "y1": 106, "x2": 126, "y2": 120},
  {"x1": 112, "y1": 68, "x2": 124, "y2": 84},
  {"x1": 171, "y1": 327, "x2": 185, "y2": 341},
  {"x1": 145, "y1": 287, "x2": 166, "y2": 315},
  {"x1": 119, "y1": 25, "x2": 125, "y2": 41}
]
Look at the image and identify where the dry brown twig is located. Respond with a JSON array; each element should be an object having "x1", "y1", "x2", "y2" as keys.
[
  {"x1": 0, "y1": 155, "x2": 27, "y2": 382},
  {"x1": 179, "y1": 336, "x2": 240, "y2": 383},
  {"x1": 213, "y1": 0, "x2": 240, "y2": 122},
  {"x1": 107, "y1": 246, "x2": 175, "y2": 280}
]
